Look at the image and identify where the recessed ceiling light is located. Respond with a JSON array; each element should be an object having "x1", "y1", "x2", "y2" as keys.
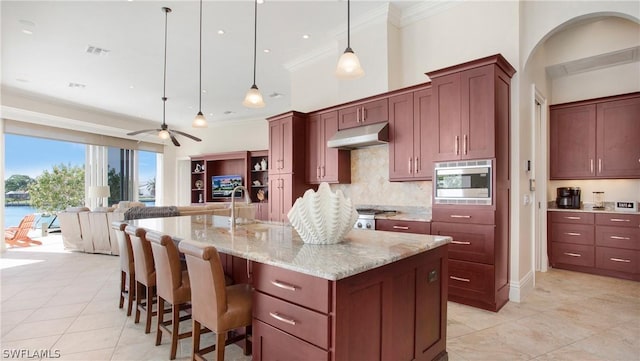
[
  {"x1": 217, "y1": 29, "x2": 225, "y2": 35},
  {"x1": 22, "y1": 29, "x2": 33, "y2": 35},
  {"x1": 263, "y1": 49, "x2": 270, "y2": 53},
  {"x1": 257, "y1": 0, "x2": 264, "y2": 4},
  {"x1": 209, "y1": 113, "x2": 214, "y2": 116},
  {"x1": 302, "y1": 34, "x2": 310, "y2": 39},
  {"x1": 202, "y1": 89, "x2": 207, "y2": 93},
  {"x1": 129, "y1": 85, "x2": 134, "y2": 89}
]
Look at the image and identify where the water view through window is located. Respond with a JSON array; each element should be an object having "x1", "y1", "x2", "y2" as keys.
[{"x1": 4, "y1": 134, "x2": 157, "y2": 228}]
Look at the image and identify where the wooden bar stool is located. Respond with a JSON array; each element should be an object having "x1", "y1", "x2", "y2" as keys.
[
  {"x1": 125, "y1": 225, "x2": 158, "y2": 334},
  {"x1": 147, "y1": 231, "x2": 193, "y2": 360},
  {"x1": 113, "y1": 222, "x2": 135, "y2": 316},
  {"x1": 179, "y1": 240, "x2": 252, "y2": 361}
]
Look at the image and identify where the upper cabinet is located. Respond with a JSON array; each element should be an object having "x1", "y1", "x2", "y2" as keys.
[
  {"x1": 337, "y1": 98, "x2": 388, "y2": 130},
  {"x1": 268, "y1": 112, "x2": 306, "y2": 176},
  {"x1": 427, "y1": 55, "x2": 515, "y2": 162},
  {"x1": 388, "y1": 85, "x2": 433, "y2": 181},
  {"x1": 306, "y1": 111, "x2": 351, "y2": 184},
  {"x1": 550, "y1": 92, "x2": 640, "y2": 179}
]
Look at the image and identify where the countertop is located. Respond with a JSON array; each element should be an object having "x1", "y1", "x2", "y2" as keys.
[
  {"x1": 129, "y1": 215, "x2": 450, "y2": 281},
  {"x1": 357, "y1": 205, "x2": 432, "y2": 222},
  {"x1": 547, "y1": 202, "x2": 640, "y2": 215}
]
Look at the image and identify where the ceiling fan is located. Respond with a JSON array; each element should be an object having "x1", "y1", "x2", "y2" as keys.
[{"x1": 127, "y1": 7, "x2": 202, "y2": 147}]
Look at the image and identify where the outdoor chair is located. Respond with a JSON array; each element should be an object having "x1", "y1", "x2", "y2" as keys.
[{"x1": 4, "y1": 214, "x2": 41, "y2": 247}]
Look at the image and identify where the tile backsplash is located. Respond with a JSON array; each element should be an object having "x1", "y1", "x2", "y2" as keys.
[{"x1": 330, "y1": 145, "x2": 432, "y2": 207}]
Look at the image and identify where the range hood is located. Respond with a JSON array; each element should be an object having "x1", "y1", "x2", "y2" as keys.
[{"x1": 327, "y1": 122, "x2": 389, "y2": 149}]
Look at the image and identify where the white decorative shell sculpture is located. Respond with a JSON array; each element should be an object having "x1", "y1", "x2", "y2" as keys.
[{"x1": 287, "y1": 182, "x2": 358, "y2": 245}]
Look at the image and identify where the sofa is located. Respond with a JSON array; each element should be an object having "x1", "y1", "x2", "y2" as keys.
[{"x1": 58, "y1": 202, "x2": 249, "y2": 255}]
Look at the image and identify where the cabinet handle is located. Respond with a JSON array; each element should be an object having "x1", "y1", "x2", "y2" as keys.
[
  {"x1": 408, "y1": 158, "x2": 412, "y2": 173},
  {"x1": 563, "y1": 252, "x2": 582, "y2": 257},
  {"x1": 564, "y1": 216, "x2": 581, "y2": 220},
  {"x1": 590, "y1": 159, "x2": 594, "y2": 174},
  {"x1": 610, "y1": 236, "x2": 631, "y2": 240},
  {"x1": 610, "y1": 257, "x2": 631, "y2": 263},
  {"x1": 598, "y1": 158, "x2": 602, "y2": 173},
  {"x1": 450, "y1": 276, "x2": 470, "y2": 282},
  {"x1": 317, "y1": 166, "x2": 320, "y2": 179},
  {"x1": 564, "y1": 232, "x2": 582, "y2": 236},
  {"x1": 610, "y1": 218, "x2": 630, "y2": 222},
  {"x1": 463, "y1": 134, "x2": 468, "y2": 155},
  {"x1": 246, "y1": 260, "x2": 252, "y2": 280},
  {"x1": 356, "y1": 107, "x2": 360, "y2": 123},
  {"x1": 362, "y1": 107, "x2": 367, "y2": 121},
  {"x1": 455, "y1": 136, "x2": 459, "y2": 155},
  {"x1": 393, "y1": 225, "x2": 410, "y2": 230},
  {"x1": 269, "y1": 312, "x2": 296, "y2": 326},
  {"x1": 271, "y1": 280, "x2": 297, "y2": 291},
  {"x1": 415, "y1": 157, "x2": 419, "y2": 173},
  {"x1": 451, "y1": 240, "x2": 471, "y2": 245},
  {"x1": 321, "y1": 166, "x2": 325, "y2": 178},
  {"x1": 450, "y1": 215, "x2": 471, "y2": 219}
]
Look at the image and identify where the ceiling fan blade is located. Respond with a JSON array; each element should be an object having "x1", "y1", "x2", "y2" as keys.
[
  {"x1": 127, "y1": 129, "x2": 160, "y2": 136},
  {"x1": 169, "y1": 132, "x2": 181, "y2": 147},
  {"x1": 171, "y1": 129, "x2": 202, "y2": 142}
]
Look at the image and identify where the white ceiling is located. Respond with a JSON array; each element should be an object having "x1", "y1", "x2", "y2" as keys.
[{"x1": 1, "y1": 0, "x2": 422, "y2": 136}]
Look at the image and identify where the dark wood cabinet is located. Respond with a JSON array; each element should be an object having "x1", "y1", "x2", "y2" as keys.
[
  {"x1": 548, "y1": 211, "x2": 640, "y2": 281},
  {"x1": 249, "y1": 151, "x2": 269, "y2": 220},
  {"x1": 337, "y1": 98, "x2": 388, "y2": 130},
  {"x1": 550, "y1": 92, "x2": 640, "y2": 179},
  {"x1": 428, "y1": 55, "x2": 514, "y2": 162},
  {"x1": 306, "y1": 111, "x2": 350, "y2": 184},
  {"x1": 427, "y1": 54, "x2": 514, "y2": 312},
  {"x1": 388, "y1": 85, "x2": 433, "y2": 181},
  {"x1": 252, "y1": 247, "x2": 448, "y2": 361},
  {"x1": 189, "y1": 159, "x2": 206, "y2": 204},
  {"x1": 267, "y1": 112, "x2": 308, "y2": 222},
  {"x1": 189, "y1": 151, "x2": 250, "y2": 204}
]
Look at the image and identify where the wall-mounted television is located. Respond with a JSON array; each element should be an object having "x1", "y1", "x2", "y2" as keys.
[{"x1": 212, "y1": 175, "x2": 243, "y2": 198}]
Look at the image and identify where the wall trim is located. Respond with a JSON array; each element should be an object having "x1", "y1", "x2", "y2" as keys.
[{"x1": 509, "y1": 270, "x2": 535, "y2": 302}]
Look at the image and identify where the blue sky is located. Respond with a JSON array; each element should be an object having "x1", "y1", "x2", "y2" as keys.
[{"x1": 4, "y1": 134, "x2": 156, "y2": 183}]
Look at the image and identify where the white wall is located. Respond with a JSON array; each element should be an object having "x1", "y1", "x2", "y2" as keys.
[
  {"x1": 551, "y1": 62, "x2": 640, "y2": 104},
  {"x1": 1, "y1": 117, "x2": 6, "y2": 253}
]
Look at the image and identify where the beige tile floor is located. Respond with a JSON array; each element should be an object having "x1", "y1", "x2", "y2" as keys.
[{"x1": 1, "y1": 233, "x2": 639, "y2": 361}]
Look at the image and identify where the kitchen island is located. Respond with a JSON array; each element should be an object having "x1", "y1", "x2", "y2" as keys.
[{"x1": 130, "y1": 215, "x2": 451, "y2": 361}]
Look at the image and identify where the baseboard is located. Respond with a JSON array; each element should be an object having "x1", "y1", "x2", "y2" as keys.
[{"x1": 508, "y1": 270, "x2": 534, "y2": 302}]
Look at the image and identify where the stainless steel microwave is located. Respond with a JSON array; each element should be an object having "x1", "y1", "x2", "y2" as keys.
[{"x1": 434, "y1": 160, "x2": 492, "y2": 205}]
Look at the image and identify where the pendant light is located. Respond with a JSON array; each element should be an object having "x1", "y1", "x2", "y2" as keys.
[
  {"x1": 192, "y1": 0, "x2": 208, "y2": 127},
  {"x1": 335, "y1": 0, "x2": 364, "y2": 79},
  {"x1": 243, "y1": 0, "x2": 265, "y2": 108}
]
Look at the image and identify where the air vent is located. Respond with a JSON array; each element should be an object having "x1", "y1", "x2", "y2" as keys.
[
  {"x1": 68, "y1": 82, "x2": 86, "y2": 88},
  {"x1": 85, "y1": 45, "x2": 110, "y2": 56},
  {"x1": 223, "y1": 111, "x2": 236, "y2": 115}
]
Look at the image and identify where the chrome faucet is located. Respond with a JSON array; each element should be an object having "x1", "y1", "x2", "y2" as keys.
[{"x1": 230, "y1": 185, "x2": 251, "y2": 229}]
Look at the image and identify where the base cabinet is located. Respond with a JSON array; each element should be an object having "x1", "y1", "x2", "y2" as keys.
[
  {"x1": 252, "y1": 246, "x2": 448, "y2": 361},
  {"x1": 548, "y1": 211, "x2": 640, "y2": 281}
]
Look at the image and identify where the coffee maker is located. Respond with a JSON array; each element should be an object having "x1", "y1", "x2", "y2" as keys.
[{"x1": 556, "y1": 187, "x2": 581, "y2": 209}]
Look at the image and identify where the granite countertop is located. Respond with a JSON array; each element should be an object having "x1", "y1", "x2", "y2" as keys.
[
  {"x1": 357, "y1": 205, "x2": 432, "y2": 222},
  {"x1": 129, "y1": 215, "x2": 450, "y2": 281},
  {"x1": 547, "y1": 202, "x2": 640, "y2": 215}
]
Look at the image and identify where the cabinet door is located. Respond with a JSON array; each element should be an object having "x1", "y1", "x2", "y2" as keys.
[
  {"x1": 306, "y1": 114, "x2": 321, "y2": 183},
  {"x1": 461, "y1": 65, "x2": 495, "y2": 160},
  {"x1": 253, "y1": 320, "x2": 329, "y2": 361},
  {"x1": 432, "y1": 222, "x2": 494, "y2": 264},
  {"x1": 268, "y1": 176, "x2": 282, "y2": 222},
  {"x1": 337, "y1": 99, "x2": 388, "y2": 130},
  {"x1": 431, "y1": 73, "x2": 462, "y2": 161},
  {"x1": 320, "y1": 111, "x2": 347, "y2": 183},
  {"x1": 414, "y1": 87, "x2": 433, "y2": 179},
  {"x1": 549, "y1": 104, "x2": 597, "y2": 179},
  {"x1": 279, "y1": 117, "x2": 294, "y2": 174},
  {"x1": 596, "y1": 95, "x2": 640, "y2": 178},
  {"x1": 376, "y1": 219, "x2": 430, "y2": 234},
  {"x1": 337, "y1": 105, "x2": 360, "y2": 130},
  {"x1": 389, "y1": 92, "x2": 416, "y2": 180},
  {"x1": 268, "y1": 120, "x2": 283, "y2": 175}
]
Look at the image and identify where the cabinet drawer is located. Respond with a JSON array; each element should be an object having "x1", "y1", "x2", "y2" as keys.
[
  {"x1": 447, "y1": 260, "x2": 492, "y2": 300},
  {"x1": 550, "y1": 223, "x2": 594, "y2": 245},
  {"x1": 595, "y1": 213, "x2": 640, "y2": 228},
  {"x1": 596, "y1": 247, "x2": 639, "y2": 274},
  {"x1": 432, "y1": 222, "x2": 494, "y2": 264},
  {"x1": 375, "y1": 219, "x2": 430, "y2": 234},
  {"x1": 253, "y1": 319, "x2": 329, "y2": 361},
  {"x1": 549, "y1": 211, "x2": 594, "y2": 225},
  {"x1": 252, "y1": 263, "x2": 331, "y2": 313},
  {"x1": 551, "y1": 242, "x2": 594, "y2": 267},
  {"x1": 596, "y1": 226, "x2": 640, "y2": 250},
  {"x1": 432, "y1": 207, "x2": 495, "y2": 225},
  {"x1": 253, "y1": 292, "x2": 329, "y2": 349}
]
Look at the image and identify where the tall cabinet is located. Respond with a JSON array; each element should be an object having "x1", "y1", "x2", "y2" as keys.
[
  {"x1": 427, "y1": 54, "x2": 515, "y2": 312},
  {"x1": 306, "y1": 110, "x2": 350, "y2": 184},
  {"x1": 267, "y1": 112, "x2": 309, "y2": 223}
]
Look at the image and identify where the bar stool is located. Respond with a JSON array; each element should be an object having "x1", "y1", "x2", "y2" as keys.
[
  {"x1": 147, "y1": 231, "x2": 192, "y2": 360},
  {"x1": 113, "y1": 222, "x2": 135, "y2": 316},
  {"x1": 178, "y1": 240, "x2": 252, "y2": 361},
  {"x1": 125, "y1": 225, "x2": 157, "y2": 334}
]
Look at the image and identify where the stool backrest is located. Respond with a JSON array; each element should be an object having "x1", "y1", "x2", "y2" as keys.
[
  {"x1": 125, "y1": 225, "x2": 154, "y2": 285},
  {"x1": 113, "y1": 222, "x2": 134, "y2": 273},
  {"x1": 147, "y1": 231, "x2": 185, "y2": 302}
]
